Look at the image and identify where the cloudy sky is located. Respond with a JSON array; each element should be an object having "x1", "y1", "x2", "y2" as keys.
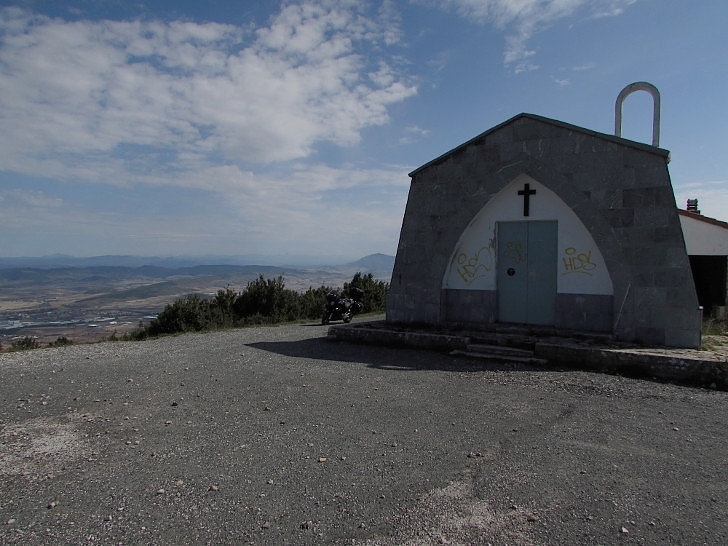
[{"x1": 1, "y1": 0, "x2": 726, "y2": 262}]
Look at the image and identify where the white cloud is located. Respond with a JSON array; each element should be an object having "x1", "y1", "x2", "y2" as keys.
[
  {"x1": 571, "y1": 61, "x2": 596, "y2": 71},
  {"x1": 415, "y1": 0, "x2": 638, "y2": 71},
  {"x1": 0, "y1": 162, "x2": 412, "y2": 257},
  {"x1": 0, "y1": 3, "x2": 416, "y2": 182},
  {"x1": 399, "y1": 125, "x2": 431, "y2": 144},
  {"x1": 0, "y1": 2, "x2": 419, "y2": 257},
  {"x1": 3, "y1": 189, "x2": 64, "y2": 208}
]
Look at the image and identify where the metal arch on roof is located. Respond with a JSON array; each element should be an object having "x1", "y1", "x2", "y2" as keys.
[{"x1": 615, "y1": 81, "x2": 661, "y2": 147}]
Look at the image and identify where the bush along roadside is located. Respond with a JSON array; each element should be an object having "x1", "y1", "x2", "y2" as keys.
[
  {"x1": 2, "y1": 335, "x2": 73, "y2": 353},
  {"x1": 124, "y1": 272, "x2": 388, "y2": 341}
]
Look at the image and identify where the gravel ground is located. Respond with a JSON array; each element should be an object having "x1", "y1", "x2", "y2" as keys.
[{"x1": 1, "y1": 319, "x2": 726, "y2": 545}]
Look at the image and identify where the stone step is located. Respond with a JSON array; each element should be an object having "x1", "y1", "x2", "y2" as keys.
[
  {"x1": 450, "y1": 343, "x2": 549, "y2": 365},
  {"x1": 466, "y1": 333, "x2": 537, "y2": 351},
  {"x1": 466, "y1": 343, "x2": 534, "y2": 357}
]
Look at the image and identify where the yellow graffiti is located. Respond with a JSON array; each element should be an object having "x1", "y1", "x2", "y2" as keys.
[
  {"x1": 455, "y1": 245, "x2": 494, "y2": 283},
  {"x1": 503, "y1": 241, "x2": 526, "y2": 264},
  {"x1": 562, "y1": 247, "x2": 597, "y2": 276}
]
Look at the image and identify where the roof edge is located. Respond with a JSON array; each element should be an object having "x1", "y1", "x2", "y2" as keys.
[
  {"x1": 678, "y1": 209, "x2": 728, "y2": 230},
  {"x1": 409, "y1": 112, "x2": 671, "y2": 178}
]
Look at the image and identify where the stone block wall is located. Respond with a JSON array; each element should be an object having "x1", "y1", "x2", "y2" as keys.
[{"x1": 387, "y1": 114, "x2": 702, "y2": 348}]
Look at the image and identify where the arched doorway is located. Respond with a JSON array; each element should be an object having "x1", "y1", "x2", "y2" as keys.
[{"x1": 442, "y1": 174, "x2": 613, "y2": 329}]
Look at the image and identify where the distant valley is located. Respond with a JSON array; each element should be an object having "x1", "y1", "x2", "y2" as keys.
[{"x1": 0, "y1": 253, "x2": 394, "y2": 347}]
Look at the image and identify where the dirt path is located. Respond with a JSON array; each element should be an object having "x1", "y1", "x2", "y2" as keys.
[{"x1": 1, "y1": 320, "x2": 726, "y2": 544}]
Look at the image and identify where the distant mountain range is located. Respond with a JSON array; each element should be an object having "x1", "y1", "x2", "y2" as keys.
[
  {"x1": 0, "y1": 253, "x2": 396, "y2": 345},
  {"x1": 0, "y1": 254, "x2": 396, "y2": 291},
  {"x1": 0, "y1": 253, "x2": 395, "y2": 273},
  {"x1": 338, "y1": 253, "x2": 395, "y2": 273}
]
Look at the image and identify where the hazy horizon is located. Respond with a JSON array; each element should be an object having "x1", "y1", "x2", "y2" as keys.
[{"x1": 0, "y1": 251, "x2": 396, "y2": 268}]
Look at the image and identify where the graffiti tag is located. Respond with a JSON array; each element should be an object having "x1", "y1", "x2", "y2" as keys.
[
  {"x1": 503, "y1": 241, "x2": 526, "y2": 264},
  {"x1": 455, "y1": 245, "x2": 494, "y2": 283},
  {"x1": 562, "y1": 247, "x2": 597, "y2": 276}
]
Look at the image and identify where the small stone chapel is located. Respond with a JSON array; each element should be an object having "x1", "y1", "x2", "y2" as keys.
[{"x1": 387, "y1": 108, "x2": 703, "y2": 348}]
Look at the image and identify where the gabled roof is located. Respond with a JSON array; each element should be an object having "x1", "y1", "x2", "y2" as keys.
[
  {"x1": 409, "y1": 113, "x2": 670, "y2": 177},
  {"x1": 678, "y1": 209, "x2": 728, "y2": 230}
]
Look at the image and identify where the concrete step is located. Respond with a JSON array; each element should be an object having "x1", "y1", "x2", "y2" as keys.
[
  {"x1": 466, "y1": 343, "x2": 535, "y2": 357},
  {"x1": 465, "y1": 332, "x2": 536, "y2": 351},
  {"x1": 450, "y1": 343, "x2": 549, "y2": 365}
]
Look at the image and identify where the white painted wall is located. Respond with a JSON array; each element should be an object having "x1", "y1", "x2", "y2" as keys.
[
  {"x1": 443, "y1": 174, "x2": 613, "y2": 295},
  {"x1": 679, "y1": 213, "x2": 728, "y2": 255}
]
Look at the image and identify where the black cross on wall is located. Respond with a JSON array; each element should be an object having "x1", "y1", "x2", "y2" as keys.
[{"x1": 517, "y1": 183, "x2": 536, "y2": 216}]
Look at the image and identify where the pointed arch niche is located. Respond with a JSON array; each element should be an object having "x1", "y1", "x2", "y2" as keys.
[{"x1": 441, "y1": 174, "x2": 614, "y2": 331}]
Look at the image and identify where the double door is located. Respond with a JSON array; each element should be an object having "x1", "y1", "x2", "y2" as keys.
[{"x1": 497, "y1": 221, "x2": 557, "y2": 325}]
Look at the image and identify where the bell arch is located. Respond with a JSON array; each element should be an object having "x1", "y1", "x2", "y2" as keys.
[{"x1": 615, "y1": 81, "x2": 660, "y2": 147}]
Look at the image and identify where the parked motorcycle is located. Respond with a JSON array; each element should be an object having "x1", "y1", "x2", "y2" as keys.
[{"x1": 322, "y1": 288, "x2": 364, "y2": 324}]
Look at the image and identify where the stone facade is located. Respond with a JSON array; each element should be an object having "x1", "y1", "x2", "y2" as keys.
[{"x1": 387, "y1": 113, "x2": 702, "y2": 348}]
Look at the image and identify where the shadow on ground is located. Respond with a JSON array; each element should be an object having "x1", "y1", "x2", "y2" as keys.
[
  {"x1": 246, "y1": 335, "x2": 566, "y2": 375},
  {"x1": 248, "y1": 331, "x2": 716, "y2": 391}
]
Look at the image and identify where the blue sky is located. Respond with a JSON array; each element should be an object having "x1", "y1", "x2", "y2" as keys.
[{"x1": 1, "y1": 0, "x2": 726, "y2": 262}]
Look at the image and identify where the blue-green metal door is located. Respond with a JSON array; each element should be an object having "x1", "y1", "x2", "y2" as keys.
[{"x1": 497, "y1": 221, "x2": 557, "y2": 325}]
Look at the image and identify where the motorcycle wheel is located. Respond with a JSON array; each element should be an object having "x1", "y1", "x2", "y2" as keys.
[
  {"x1": 322, "y1": 313, "x2": 331, "y2": 325},
  {"x1": 343, "y1": 312, "x2": 352, "y2": 323}
]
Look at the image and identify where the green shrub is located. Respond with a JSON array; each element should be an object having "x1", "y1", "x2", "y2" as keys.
[
  {"x1": 344, "y1": 272, "x2": 388, "y2": 313},
  {"x1": 133, "y1": 273, "x2": 389, "y2": 339},
  {"x1": 233, "y1": 275, "x2": 300, "y2": 323},
  {"x1": 48, "y1": 336, "x2": 73, "y2": 347},
  {"x1": 300, "y1": 286, "x2": 332, "y2": 320},
  {"x1": 147, "y1": 294, "x2": 213, "y2": 336},
  {"x1": 703, "y1": 318, "x2": 728, "y2": 336},
  {"x1": 211, "y1": 287, "x2": 238, "y2": 328},
  {"x1": 10, "y1": 336, "x2": 40, "y2": 351}
]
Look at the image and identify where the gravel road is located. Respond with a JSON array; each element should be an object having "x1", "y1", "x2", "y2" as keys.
[{"x1": 1, "y1": 319, "x2": 726, "y2": 544}]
